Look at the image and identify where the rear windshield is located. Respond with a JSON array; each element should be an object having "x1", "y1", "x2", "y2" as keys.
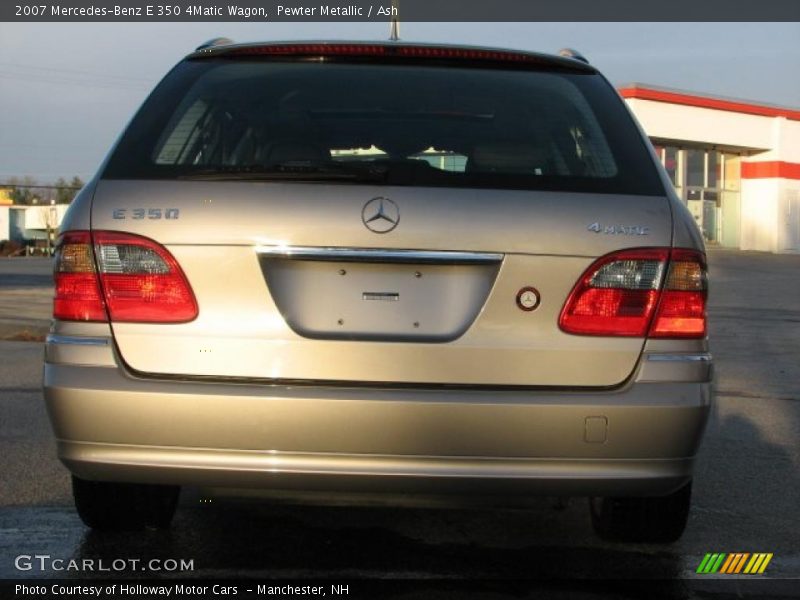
[{"x1": 103, "y1": 58, "x2": 665, "y2": 196}]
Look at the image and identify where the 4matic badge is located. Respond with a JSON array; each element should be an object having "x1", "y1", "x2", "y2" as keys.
[{"x1": 587, "y1": 222, "x2": 650, "y2": 236}]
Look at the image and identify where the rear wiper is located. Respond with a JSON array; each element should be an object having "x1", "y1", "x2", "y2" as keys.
[{"x1": 177, "y1": 162, "x2": 388, "y2": 182}]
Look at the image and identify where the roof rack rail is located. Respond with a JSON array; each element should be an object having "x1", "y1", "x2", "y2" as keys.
[
  {"x1": 195, "y1": 37, "x2": 234, "y2": 52},
  {"x1": 558, "y1": 48, "x2": 589, "y2": 64}
]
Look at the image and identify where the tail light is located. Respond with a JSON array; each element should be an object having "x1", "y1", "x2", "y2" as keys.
[
  {"x1": 649, "y1": 249, "x2": 707, "y2": 338},
  {"x1": 53, "y1": 231, "x2": 198, "y2": 323},
  {"x1": 53, "y1": 231, "x2": 106, "y2": 321},
  {"x1": 559, "y1": 248, "x2": 707, "y2": 338}
]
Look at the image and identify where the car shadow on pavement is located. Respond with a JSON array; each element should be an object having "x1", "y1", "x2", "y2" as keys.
[
  {"x1": 66, "y1": 496, "x2": 695, "y2": 600},
  {"x1": 691, "y1": 406, "x2": 800, "y2": 566}
]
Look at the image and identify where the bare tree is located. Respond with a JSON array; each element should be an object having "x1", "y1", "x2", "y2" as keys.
[
  {"x1": 7, "y1": 176, "x2": 37, "y2": 205},
  {"x1": 37, "y1": 205, "x2": 60, "y2": 255}
]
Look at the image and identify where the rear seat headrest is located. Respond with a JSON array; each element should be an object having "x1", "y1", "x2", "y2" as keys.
[
  {"x1": 469, "y1": 142, "x2": 548, "y2": 174},
  {"x1": 262, "y1": 140, "x2": 330, "y2": 164}
]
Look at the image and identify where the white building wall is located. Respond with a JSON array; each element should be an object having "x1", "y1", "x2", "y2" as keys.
[
  {"x1": 625, "y1": 95, "x2": 800, "y2": 253},
  {"x1": 740, "y1": 118, "x2": 800, "y2": 252},
  {"x1": 0, "y1": 207, "x2": 9, "y2": 242},
  {"x1": 777, "y1": 186, "x2": 800, "y2": 252},
  {"x1": 740, "y1": 179, "x2": 780, "y2": 252},
  {"x1": 624, "y1": 98, "x2": 774, "y2": 150},
  {"x1": 777, "y1": 118, "x2": 800, "y2": 162},
  {"x1": 21, "y1": 204, "x2": 69, "y2": 230}
]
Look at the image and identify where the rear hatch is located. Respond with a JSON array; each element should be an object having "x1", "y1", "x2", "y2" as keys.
[{"x1": 88, "y1": 43, "x2": 672, "y2": 387}]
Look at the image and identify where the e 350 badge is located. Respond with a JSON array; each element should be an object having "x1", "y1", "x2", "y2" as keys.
[{"x1": 112, "y1": 208, "x2": 180, "y2": 220}]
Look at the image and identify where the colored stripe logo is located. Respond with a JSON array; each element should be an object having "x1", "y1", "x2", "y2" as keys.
[{"x1": 696, "y1": 553, "x2": 773, "y2": 574}]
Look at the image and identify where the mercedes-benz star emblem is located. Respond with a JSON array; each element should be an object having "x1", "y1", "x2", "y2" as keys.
[{"x1": 362, "y1": 197, "x2": 400, "y2": 234}]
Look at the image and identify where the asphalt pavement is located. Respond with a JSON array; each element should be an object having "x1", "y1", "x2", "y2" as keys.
[
  {"x1": 0, "y1": 257, "x2": 52, "y2": 340},
  {"x1": 0, "y1": 250, "x2": 798, "y2": 598}
]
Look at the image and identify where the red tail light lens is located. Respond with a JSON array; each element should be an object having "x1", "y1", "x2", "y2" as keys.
[
  {"x1": 223, "y1": 44, "x2": 556, "y2": 66},
  {"x1": 650, "y1": 249, "x2": 707, "y2": 338},
  {"x1": 53, "y1": 231, "x2": 106, "y2": 321},
  {"x1": 53, "y1": 231, "x2": 198, "y2": 323},
  {"x1": 559, "y1": 248, "x2": 707, "y2": 338},
  {"x1": 228, "y1": 43, "x2": 390, "y2": 57},
  {"x1": 93, "y1": 231, "x2": 198, "y2": 323},
  {"x1": 559, "y1": 249, "x2": 668, "y2": 336}
]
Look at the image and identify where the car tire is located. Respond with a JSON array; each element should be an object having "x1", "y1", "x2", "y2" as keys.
[
  {"x1": 589, "y1": 481, "x2": 692, "y2": 543},
  {"x1": 72, "y1": 475, "x2": 180, "y2": 531}
]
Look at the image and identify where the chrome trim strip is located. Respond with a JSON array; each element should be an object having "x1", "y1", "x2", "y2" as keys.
[
  {"x1": 256, "y1": 246, "x2": 504, "y2": 265},
  {"x1": 46, "y1": 334, "x2": 110, "y2": 347},
  {"x1": 646, "y1": 353, "x2": 712, "y2": 362}
]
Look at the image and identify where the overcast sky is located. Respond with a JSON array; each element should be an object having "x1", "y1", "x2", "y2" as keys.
[{"x1": 0, "y1": 21, "x2": 799, "y2": 182}]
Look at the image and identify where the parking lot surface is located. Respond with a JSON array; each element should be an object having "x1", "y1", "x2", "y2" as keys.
[
  {"x1": 0, "y1": 250, "x2": 798, "y2": 597},
  {"x1": 0, "y1": 257, "x2": 52, "y2": 340}
]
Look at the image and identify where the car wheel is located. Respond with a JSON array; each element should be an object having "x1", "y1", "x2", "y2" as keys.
[
  {"x1": 72, "y1": 475, "x2": 180, "y2": 531},
  {"x1": 589, "y1": 481, "x2": 692, "y2": 543}
]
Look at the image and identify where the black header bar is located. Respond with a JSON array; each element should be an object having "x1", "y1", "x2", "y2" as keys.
[{"x1": 3, "y1": 0, "x2": 800, "y2": 22}]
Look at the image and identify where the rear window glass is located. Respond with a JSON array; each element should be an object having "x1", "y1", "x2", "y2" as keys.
[{"x1": 103, "y1": 58, "x2": 664, "y2": 196}]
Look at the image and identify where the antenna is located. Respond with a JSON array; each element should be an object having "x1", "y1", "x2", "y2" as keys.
[{"x1": 389, "y1": 0, "x2": 400, "y2": 41}]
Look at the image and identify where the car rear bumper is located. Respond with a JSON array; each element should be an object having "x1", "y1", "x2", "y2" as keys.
[
  {"x1": 58, "y1": 441, "x2": 696, "y2": 499},
  {"x1": 43, "y1": 344, "x2": 712, "y2": 499}
]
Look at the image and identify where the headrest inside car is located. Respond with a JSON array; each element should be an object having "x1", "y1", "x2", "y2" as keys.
[
  {"x1": 262, "y1": 141, "x2": 330, "y2": 165},
  {"x1": 468, "y1": 142, "x2": 548, "y2": 175}
]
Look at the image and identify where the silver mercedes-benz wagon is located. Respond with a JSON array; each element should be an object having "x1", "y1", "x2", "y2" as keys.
[{"x1": 44, "y1": 41, "x2": 711, "y2": 542}]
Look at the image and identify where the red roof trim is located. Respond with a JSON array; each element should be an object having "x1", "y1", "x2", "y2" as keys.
[
  {"x1": 741, "y1": 161, "x2": 800, "y2": 180},
  {"x1": 619, "y1": 87, "x2": 800, "y2": 122}
]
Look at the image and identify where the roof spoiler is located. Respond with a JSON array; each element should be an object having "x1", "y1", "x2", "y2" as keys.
[
  {"x1": 195, "y1": 37, "x2": 234, "y2": 52},
  {"x1": 558, "y1": 48, "x2": 589, "y2": 64},
  {"x1": 188, "y1": 42, "x2": 596, "y2": 73}
]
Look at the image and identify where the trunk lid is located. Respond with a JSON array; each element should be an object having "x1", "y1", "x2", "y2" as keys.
[{"x1": 92, "y1": 180, "x2": 672, "y2": 387}]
